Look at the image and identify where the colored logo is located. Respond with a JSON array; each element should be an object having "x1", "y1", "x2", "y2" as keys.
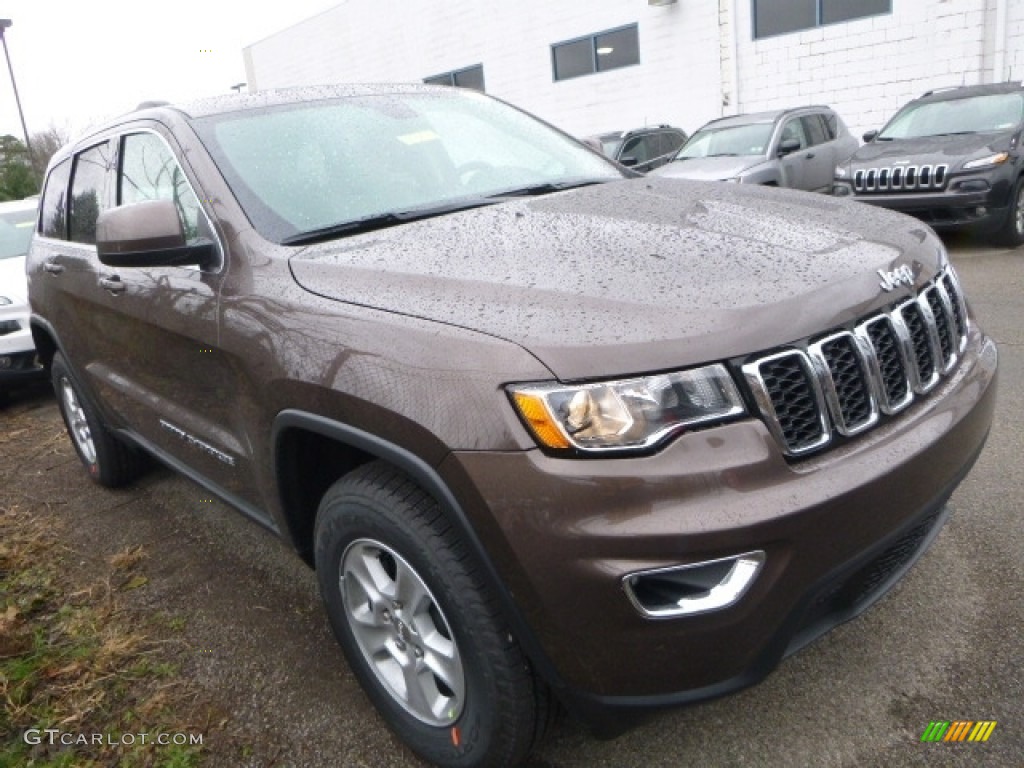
[{"x1": 920, "y1": 721, "x2": 997, "y2": 742}]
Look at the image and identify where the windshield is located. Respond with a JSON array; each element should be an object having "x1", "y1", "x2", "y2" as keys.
[
  {"x1": 675, "y1": 122, "x2": 774, "y2": 159},
  {"x1": 0, "y1": 205, "x2": 38, "y2": 260},
  {"x1": 878, "y1": 92, "x2": 1024, "y2": 139},
  {"x1": 600, "y1": 137, "x2": 623, "y2": 158},
  {"x1": 193, "y1": 89, "x2": 623, "y2": 243}
]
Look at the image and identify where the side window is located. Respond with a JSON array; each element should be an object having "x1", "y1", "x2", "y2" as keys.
[
  {"x1": 119, "y1": 132, "x2": 208, "y2": 244},
  {"x1": 780, "y1": 119, "x2": 808, "y2": 150},
  {"x1": 40, "y1": 159, "x2": 72, "y2": 240},
  {"x1": 823, "y1": 113, "x2": 838, "y2": 140},
  {"x1": 663, "y1": 131, "x2": 686, "y2": 156},
  {"x1": 801, "y1": 115, "x2": 828, "y2": 147},
  {"x1": 69, "y1": 142, "x2": 114, "y2": 245},
  {"x1": 620, "y1": 135, "x2": 650, "y2": 164}
]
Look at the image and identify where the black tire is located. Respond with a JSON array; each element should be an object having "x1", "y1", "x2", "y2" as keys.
[
  {"x1": 51, "y1": 352, "x2": 144, "y2": 487},
  {"x1": 997, "y1": 176, "x2": 1024, "y2": 248},
  {"x1": 314, "y1": 461, "x2": 552, "y2": 768}
]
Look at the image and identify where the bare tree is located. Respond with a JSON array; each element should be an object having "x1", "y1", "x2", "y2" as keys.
[{"x1": 29, "y1": 124, "x2": 71, "y2": 178}]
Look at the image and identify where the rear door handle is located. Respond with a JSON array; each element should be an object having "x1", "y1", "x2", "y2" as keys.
[
  {"x1": 43, "y1": 261, "x2": 65, "y2": 275},
  {"x1": 805, "y1": 152, "x2": 816, "y2": 159},
  {"x1": 99, "y1": 276, "x2": 126, "y2": 295}
]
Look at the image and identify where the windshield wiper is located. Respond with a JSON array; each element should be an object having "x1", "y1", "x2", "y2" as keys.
[
  {"x1": 927, "y1": 131, "x2": 979, "y2": 137},
  {"x1": 281, "y1": 199, "x2": 497, "y2": 245},
  {"x1": 485, "y1": 178, "x2": 611, "y2": 199}
]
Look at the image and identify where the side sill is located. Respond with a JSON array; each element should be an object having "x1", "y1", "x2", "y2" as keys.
[{"x1": 116, "y1": 428, "x2": 280, "y2": 536}]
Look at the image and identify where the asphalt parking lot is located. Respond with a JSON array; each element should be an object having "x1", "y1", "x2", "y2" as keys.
[{"x1": 1, "y1": 234, "x2": 1021, "y2": 768}]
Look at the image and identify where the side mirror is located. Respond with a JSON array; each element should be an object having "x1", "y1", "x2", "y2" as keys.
[
  {"x1": 96, "y1": 199, "x2": 216, "y2": 269},
  {"x1": 619, "y1": 155, "x2": 639, "y2": 167},
  {"x1": 862, "y1": 129, "x2": 879, "y2": 143},
  {"x1": 777, "y1": 138, "x2": 801, "y2": 156}
]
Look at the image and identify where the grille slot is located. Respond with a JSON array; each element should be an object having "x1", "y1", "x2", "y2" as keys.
[
  {"x1": 742, "y1": 351, "x2": 829, "y2": 455},
  {"x1": 743, "y1": 268, "x2": 967, "y2": 457}
]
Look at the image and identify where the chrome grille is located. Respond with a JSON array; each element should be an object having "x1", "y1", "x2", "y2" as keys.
[
  {"x1": 742, "y1": 268, "x2": 968, "y2": 457},
  {"x1": 853, "y1": 164, "x2": 948, "y2": 193}
]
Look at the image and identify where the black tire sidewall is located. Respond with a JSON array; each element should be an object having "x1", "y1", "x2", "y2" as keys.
[
  {"x1": 51, "y1": 352, "x2": 134, "y2": 487},
  {"x1": 315, "y1": 494, "x2": 507, "y2": 768},
  {"x1": 1000, "y1": 175, "x2": 1024, "y2": 247}
]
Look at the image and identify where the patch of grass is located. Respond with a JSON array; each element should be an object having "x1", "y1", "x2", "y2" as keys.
[{"x1": 0, "y1": 503, "x2": 214, "y2": 768}]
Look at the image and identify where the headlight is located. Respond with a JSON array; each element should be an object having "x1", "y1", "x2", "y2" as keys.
[
  {"x1": 509, "y1": 364, "x2": 746, "y2": 454},
  {"x1": 0, "y1": 296, "x2": 12, "y2": 306},
  {"x1": 724, "y1": 177, "x2": 742, "y2": 184},
  {"x1": 834, "y1": 166, "x2": 848, "y2": 178},
  {"x1": 963, "y1": 152, "x2": 1009, "y2": 170}
]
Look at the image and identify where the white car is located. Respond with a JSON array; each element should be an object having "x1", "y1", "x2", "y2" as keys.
[{"x1": 0, "y1": 197, "x2": 43, "y2": 393}]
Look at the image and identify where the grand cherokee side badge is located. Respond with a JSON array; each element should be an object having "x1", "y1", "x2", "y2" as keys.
[{"x1": 878, "y1": 264, "x2": 914, "y2": 291}]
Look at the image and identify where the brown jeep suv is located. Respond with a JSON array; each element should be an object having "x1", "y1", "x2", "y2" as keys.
[{"x1": 28, "y1": 85, "x2": 997, "y2": 768}]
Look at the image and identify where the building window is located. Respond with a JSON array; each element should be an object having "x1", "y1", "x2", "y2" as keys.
[
  {"x1": 753, "y1": 0, "x2": 891, "y2": 39},
  {"x1": 552, "y1": 24, "x2": 639, "y2": 82},
  {"x1": 424, "y1": 65, "x2": 485, "y2": 92}
]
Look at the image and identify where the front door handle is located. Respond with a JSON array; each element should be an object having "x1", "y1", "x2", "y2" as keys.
[
  {"x1": 99, "y1": 276, "x2": 126, "y2": 295},
  {"x1": 804, "y1": 152, "x2": 816, "y2": 160},
  {"x1": 43, "y1": 261, "x2": 65, "y2": 275}
]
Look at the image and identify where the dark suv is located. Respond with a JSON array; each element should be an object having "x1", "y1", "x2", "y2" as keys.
[
  {"x1": 833, "y1": 82, "x2": 1024, "y2": 246},
  {"x1": 583, "y1": 124, "x2": 687, "y2": 173},
  {"x1": 28, "y1": 85, "x2": 996, "y2": 768}
]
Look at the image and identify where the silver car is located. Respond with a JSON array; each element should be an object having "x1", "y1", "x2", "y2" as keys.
[{"x1": 652, "y1": 106, "x2": 858, "y2": 193}]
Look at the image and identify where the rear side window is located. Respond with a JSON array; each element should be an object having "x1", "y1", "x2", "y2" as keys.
[
  {"x1": 40, "y1": 159, "x2": 72, "y2": 240},
  {"x1": 119, "y1": 132, "x2": 208, "y2": 244},
  {"x1": 801, "y1": 115, "x2": 829, "y2": 147},
  {"x1": 69, "y1": 142, "x2": 114, "y2": 245}
]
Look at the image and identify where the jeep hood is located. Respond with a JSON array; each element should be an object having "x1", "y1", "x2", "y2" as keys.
[
  {"x1": 845, "y1": 132, "x2": 1012, "y2": 167},
  {"x1": 290, "y1": 178, "x2": 947, "y2": 380},
  {"x1": 652, "y1": 156, "x2": 766, "y2": 182}
]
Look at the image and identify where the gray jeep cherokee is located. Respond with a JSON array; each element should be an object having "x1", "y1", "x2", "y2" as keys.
[{"x1": 28, "y1": 85, "x2": 996, "y2": 768}]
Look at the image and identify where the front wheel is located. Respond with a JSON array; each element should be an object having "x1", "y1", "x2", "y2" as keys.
[
  {"x1": 996, "y1": 176, "x2": 1024, "y2": 248},
  {"x1": 51, "y1": 352, "x2": 144, "y2": 487},
  {"x1": 314, "y1": 461, "x2": 552, "y2": 768}
]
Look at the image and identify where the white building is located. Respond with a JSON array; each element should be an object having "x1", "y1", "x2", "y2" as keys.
[{"x1": 243, "y1": 0, "x2": 1024, "y2": 139}]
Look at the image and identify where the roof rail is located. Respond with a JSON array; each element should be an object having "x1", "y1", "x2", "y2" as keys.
[{"x1": 134, "y1": 100, "x2": 171, "y2": 110}]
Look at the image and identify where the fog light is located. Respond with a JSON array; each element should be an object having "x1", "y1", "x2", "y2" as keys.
[
  {"x1": 975, "y1": 207, "x2": 987, "y2": 217},
  {"x1": 833, "y1": 185, "x2": 851, "y2": 197},
  {"x1": 0, "y1": 356, "x2": 11, "y2": 370},
  {"x1": 623, "y1": 551, "x2": 765, "y2": 619},
  {"x1": 956, "y1": 179, "x2": 990, "y2": 193}
]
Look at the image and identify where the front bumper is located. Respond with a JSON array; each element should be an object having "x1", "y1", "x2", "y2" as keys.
[
  {"x1": 441, "y1": 329, "x2": 997, "y2": 730},
  {"x1": 833, "y1": 177, "x2": 1012, "y2": 231},
  {"x1": 0, "y1": 314, "x2": 43, "y2": 386}
]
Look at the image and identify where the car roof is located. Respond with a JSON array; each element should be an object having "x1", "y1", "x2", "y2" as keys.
[
  {"x1": 695, "y1": 105, "x2": 833, "y2": 131},
  {"x1": 913, "y1": 80, "x2": 1023, "y2": 105},
  {"x1": 48, "y1": 84, "x2": 476, "y2": 169}
]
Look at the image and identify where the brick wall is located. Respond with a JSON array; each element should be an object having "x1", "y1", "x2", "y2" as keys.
[
  {"x1": 731, "y1": 1, "x2": 996, "y2": 138},
  {"x1": 243, "y1": 0, "x2": 1015, "y2": 142},
  {"x1": 244, "y1": 0, "x2": 725, "y2": 138}
]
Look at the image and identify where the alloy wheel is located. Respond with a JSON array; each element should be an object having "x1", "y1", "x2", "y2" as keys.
[
  {"x1": 60, "y1": 377, "x2": 97, "y2": 465},
  {"x1": 340, "y1": 538, "x2": 466, "y2": 726}
]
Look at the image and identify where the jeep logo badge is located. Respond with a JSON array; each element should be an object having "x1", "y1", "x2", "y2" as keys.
[{"x1": 878, "y1": 264, "x2": 915, "y2": 292}]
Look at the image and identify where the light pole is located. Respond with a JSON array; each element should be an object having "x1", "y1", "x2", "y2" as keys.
[{"x1": 0, "y1": 18, "x2": 36, "y2": 172}]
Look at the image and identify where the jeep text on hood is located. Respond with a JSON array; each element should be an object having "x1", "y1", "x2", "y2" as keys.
[{"x1": 28, "y1": 84, "x2": 997, "y2": 768}]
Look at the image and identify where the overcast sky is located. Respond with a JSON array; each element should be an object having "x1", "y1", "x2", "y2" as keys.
[{"x1": 0, "y1": 0, "x2": 340, "y2": 141}]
